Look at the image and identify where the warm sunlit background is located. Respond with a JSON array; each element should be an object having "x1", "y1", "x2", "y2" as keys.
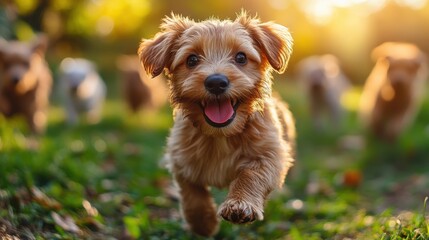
[{"x1": 2, "y1": 0, "x2": 429, "y2": 87}]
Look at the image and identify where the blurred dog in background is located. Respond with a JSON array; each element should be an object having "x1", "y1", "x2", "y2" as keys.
[
  {"x1": 116, "y1": 55, "x2": 167, "y2": 113},
  {"x1": 59, "y1": 58, "x2": 106, "y2": 125},
  {"x1": 296, "y1": 54, "x2": 350, "y2": 130},
  {"x1": 359, "y1": 42, "x2": 428, "y2": 141},
  {"x1": 0, "y1": 35, "x2": 52, "y2": 134}
]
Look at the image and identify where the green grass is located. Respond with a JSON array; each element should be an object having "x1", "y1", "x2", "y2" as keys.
[{"x1": 1, "y1": 81, "x2": 428, "y2": 239}]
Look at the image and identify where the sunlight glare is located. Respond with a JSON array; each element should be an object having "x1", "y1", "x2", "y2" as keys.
[
  {"x1": 297, "y1": 0, "x2": 390, "y2": 24},
  {"x1": 268, "y1": 0, "x2": 289, "y2": 10},
  {"x1": 395, "y1": 0, "x2": 427, "y2": 9},
  {"x1": 300, "y1": 0, "x2": 334, "y2": 25},
  {"x1": 96, "y1": 16, "x2": 114, "y2": 36},
  {"x1": 341, "y1": 87, "x2": 362, "y2": 111},
  {"x1": 331, "y1": 0, "x2": 367, "y2": 8}
]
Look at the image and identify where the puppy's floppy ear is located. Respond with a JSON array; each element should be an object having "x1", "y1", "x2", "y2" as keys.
[
  {"x1": 31, "y1": 34, "x2": 49, "y2": 56},
  {"x1": 138, "y1": 13, "x2": 194, "y2": 78},
  {"x1": 237, "y1": 12, "x2": 293, "y2": 74},
  {"x1": 371, "y1": 42, "x2": 392, "y2": 62}
]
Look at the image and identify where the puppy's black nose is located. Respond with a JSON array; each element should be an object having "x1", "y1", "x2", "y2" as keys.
[
  {"x1": 205, "y1": 74, "x2": 229, "y2": 95},
  {"x1": 11, "y1": 76, "x2": 20, "y2": 85},
  {"x1": 70, "y1": 86, "x2": 78, "y2": 94}
]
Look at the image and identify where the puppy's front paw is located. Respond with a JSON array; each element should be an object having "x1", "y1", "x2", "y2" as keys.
[{"x1": 218, "y1": 199, "x2": 263, "y2": 224}]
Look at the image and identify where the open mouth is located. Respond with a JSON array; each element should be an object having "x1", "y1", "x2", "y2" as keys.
[{"x1": 201, "y1": 98, "x2": 240, "y2": 128}]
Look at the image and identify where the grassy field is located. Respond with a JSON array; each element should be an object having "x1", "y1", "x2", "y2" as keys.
[{"x1": 0, "y1": 79, "x2": 428, "y2": 239}]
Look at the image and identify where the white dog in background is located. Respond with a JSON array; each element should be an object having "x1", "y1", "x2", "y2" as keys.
[
  {"x1": 59, "y1": 58, "x2": 106, "y2": 125},
  {"x1": 296, "y1": 54, "x2": 350, "y2": 130}
]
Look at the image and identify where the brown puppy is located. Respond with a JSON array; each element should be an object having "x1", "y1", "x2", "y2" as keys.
[
  {"x1": 359, "y1": 42, "x2": 428, "y2": 141},
  {"x1": 116, "y1": 55, "x2": 168, "y2": 113},
  {"x1": 296, "y1": 54, "x2": 350, "y2": 130},
  {"x1": 0, "y1": 35, "x2": 52, "y2": 134},
  {"x1": 138, "y1": 12, "x2": 295, "y2": 236}
]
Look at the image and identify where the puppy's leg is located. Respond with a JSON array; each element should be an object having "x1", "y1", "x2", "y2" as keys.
[
  {"x1": 86, "y1": 88, "x2": 105, "y2": 124},
  {"x1": 385, "y1": 114, "x2": 408, "y2": 141},
  {"x1": 176, "y1": 175, "x2": 219, "y2": 237},
  {"x1": 310, "y1": 92, "x2": 324, "y2": 130},
  {"x1": 66, "y1": 99, "x2": 78, "y2": 125},
  {"x1": 0, "y1": 95, "x2": 11, "y2": 116},
  {"x1": 25, "y1": 109, "x2": 46, "y2": 134},
  {"x1": 86, "y1": 105, "x2": 102, "y2": 124},
  {"x1": 327, "y1": 92, "x2": 343, "y2": 127},
  {"x1": 218, "y1": 166, "x2": 278, "y2": 224}
]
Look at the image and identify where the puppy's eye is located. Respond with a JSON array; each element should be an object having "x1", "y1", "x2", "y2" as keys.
[
  {"x1": 186, "y1": 54, "x2": 199, "y2": 68},
  {"x1": 235, "y1": 52, "x2": 247, "y2": 65}
]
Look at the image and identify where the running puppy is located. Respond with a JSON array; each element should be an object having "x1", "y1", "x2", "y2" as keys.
[
  {"x1": 359, "y1": 42, "x2": 428, "y2": 141},
  {"x1": 59, "y1": 58, "x2": 106, "y2": 125},
  {"x1": 0, "y1": 35, "x2": 52, "y2": 134},
  {"x1": 116, "y1": 55, "x2": 167, "y2": 113},
  {"x1": 296, "y1": 54, "x2": 350, "y2": 130},
  {"x1": 138, "y1": 12, "x2": 296, "y2": 236}
]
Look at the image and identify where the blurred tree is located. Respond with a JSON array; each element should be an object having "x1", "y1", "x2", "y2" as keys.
[
  {"x1": 370, "y1": 2, "x2": 429, "y2": 53},
  {"x1": 0, "y1": 2, "x2": 17, "y2": 39},
  {"x1": 0, "y1": 0, "x2": 427, "y2": 85}
]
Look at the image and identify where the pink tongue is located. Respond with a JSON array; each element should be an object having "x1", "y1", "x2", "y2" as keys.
[{"x1": 204, "y1": 99, "x2": 234, "y2": 124}]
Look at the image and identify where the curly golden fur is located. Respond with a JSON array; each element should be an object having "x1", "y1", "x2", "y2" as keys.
[{"x1": 138, "y1": 12, "x2": 295, "y2": 236}]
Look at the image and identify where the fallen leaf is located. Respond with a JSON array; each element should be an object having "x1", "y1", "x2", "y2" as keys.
[
  {"x1": 82, "y1": 200, "x2": 99, "y2": 217},
  {"x1": 31, "y1": 187, "x2": 62, "y2": 210},
  {"x1": 342, "y1": 170, "x2": 362, "y2": 188},
  {"x1": 51, "y1": 212, "x2": 81, "y2": 234}
]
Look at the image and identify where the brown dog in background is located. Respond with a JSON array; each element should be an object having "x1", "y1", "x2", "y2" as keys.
[
  {"x1": 359, "y1": 42, "x2": 428, "y2": 141},
  {"x1": 116, "y1": 55, "x2": 167, "y2": 113},
  {"x1": 138, "y1": 12, "x2": 296, "y2": 236},
  {"x1": 296, "y1": 54, "x2": 350, "y2": 130},
  {"x1": 0, "y1": 35, "x2": 52, "y2": 134}
]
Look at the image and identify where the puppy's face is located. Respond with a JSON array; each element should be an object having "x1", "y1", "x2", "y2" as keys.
[
  {"x1": 139, "y1": 13, "x2": 292, "y2": 136},
  {"x1": 297, "y1": 55, "x2": 340, "y2": 89},
  {"x1": 372, "y1": 42, "x2": 426, "y2": 88},
  {"x1": 387, "y1": 58, "x2": 421, "y2": 87},
  {"x1": 0, "y1": 36, "x2": 47, "y2": 94}
]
